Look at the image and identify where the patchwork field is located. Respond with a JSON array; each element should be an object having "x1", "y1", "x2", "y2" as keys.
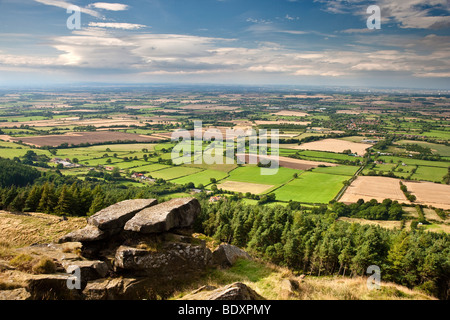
[
  {"x1": 295, "y1": 139, "x2": 372, "y2": 156},
  {"x1": 340, "y1": 176, "x2": 408, "y2": 204},
  {"x1": 10, "y1": 132, "x2": 164, "y2": 147}
]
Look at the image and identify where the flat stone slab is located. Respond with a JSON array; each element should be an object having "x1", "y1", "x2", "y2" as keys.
[
  {"x1": 89, "y1": 199, "x2": 158, "y2": 231},
  {"x1": 124, "y1": 198, "x2": 200, "y2": 234},
  {"x1": 59, "y1": 225, "x2": 109, "y2": 243}
]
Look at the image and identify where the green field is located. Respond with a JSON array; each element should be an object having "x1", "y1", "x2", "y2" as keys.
[
  {"x1": 396, "y1": 140, "x2": 450, "y2": 157},
  {"x1": 412, "y1": 166, "x2": 447, "y2": 182},
  {"x1": 150, "y1": 166, "x2": 203, "y2": 180},
  {"x1": 172, "y1": 169, "x2": 229, "y2": 187},
  {"x1": 295, "y1": 150, "x2": 358, "y2": 162},
  {"x1": 226, "y1": 166, "x2": 301, "y2": 185},
  {"x1": 311, "y1": 165, "x2": 358, "y2": 176},
  {"x1": 377, "y1": 156, "x2": 450, "y2": 168},
  {"x1": 421, "y1": 130, "x2": 450, "y2": 140},
  {"x1": 132, "y1": 163, "x2": 170, "y2": 173},
  {"x1": 274, "y1": 172, "x2": 348, "y2": 203}
]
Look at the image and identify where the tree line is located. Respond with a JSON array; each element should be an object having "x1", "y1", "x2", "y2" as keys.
[{"x1": 195, "y1": 198, "x2": 450, "y2": 299}]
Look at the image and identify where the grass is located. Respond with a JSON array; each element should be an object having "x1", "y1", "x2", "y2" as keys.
[
  {"x1": 227, "y1": 166, "x2": 301, "y2": 185},
  {"x1": 0, "y1": 211, "x2": 86, "y2": 248},
  {"x1": 311, "y1": 165, "x2": 358, "y2": 176},
  {"x1": 421, "y1": 130, "x2": 450, "y2": 140},
  {"x1": 377, "y1": 155, "x2": 450, "y2": 168},
  {"x1": 412, "y1": 166, "x2": 447, "y2": 182},
  {"x1": 150, "y1": 166, "x2": 203, "y2": 181},
  {"x1": 171, "y1": 258, "x2": 434, "y2": 300},
  {"x1": 396, "y1": 140, "x2": 450, "y2": 157},
  {"x1": 172, "y1": 169, "x2": 229, "y2": 187},
  {"x1": 274, "y1": 172, "x2": 348, "y2": 203}
]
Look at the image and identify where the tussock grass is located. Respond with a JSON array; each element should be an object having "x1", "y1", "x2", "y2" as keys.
[{"x1": 0, "y1": 210, "x2": 86, "y2": 248}]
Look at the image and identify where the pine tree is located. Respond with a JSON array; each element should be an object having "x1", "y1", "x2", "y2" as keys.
[
  {"x1": 89, "y1": 193, "x2": 104, "y2": 216},
  {"x1": 56, "y1": 185, "x2": 73, "y2": 216},
  {"x1": 24, "y1": 184, "x2": 42, "y2": 212},
  {"x1": 38, "y1": 182, "x2": 57, "y2": 214}
]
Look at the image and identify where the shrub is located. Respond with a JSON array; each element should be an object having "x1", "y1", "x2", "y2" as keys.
[
  {"x1": 9, "y1": 253, "x2": 34, "y2": 272},
  {"x1": 32, "y1": 257, "x2": 57, "y2": 274}
]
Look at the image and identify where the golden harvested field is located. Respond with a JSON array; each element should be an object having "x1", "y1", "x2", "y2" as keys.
[
  {"x1": 216, "y1": 181, "x2": 274, "y2": 194},
  {"x1": 295, "y1": 138, "x2": 372, "y2": 155},
  {"x1": 338, "y1": 217, "x2": 407, "y2": 230},
  {"x1": 340, "y1": 176, "x2": 408, "y2": 204},
  {"x1": 404, "y1": 181, "x2": 450, "y2": 210},
  {"x1": 10, "y1": 131, "x2": 164, "y2": 147}
]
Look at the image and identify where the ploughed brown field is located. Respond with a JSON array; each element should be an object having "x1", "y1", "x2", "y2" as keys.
[{"x1": 10, "y1": 131, "x2": 165, "y2": 147}]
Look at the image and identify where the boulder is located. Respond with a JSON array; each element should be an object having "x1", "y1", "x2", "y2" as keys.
[
  {"x1": 280, "y1": 279, "x2": 300, "y2": 299},
  {"x1": 212, "y1": 244, "x2": 251, "y2": 267},
  {"x1": 114, "y1": 240, "x2": 212, "y2": 277},
  {"x1": 62, "y1": 260, "x2": 110, "y2": 285},
  {"x1": 59, "y1": 225, "x2": 109, "y2": 243},
  {"x1": 180, "y1": 282, "x2": 264, "y2": 300},
  {"x1": 89, "y1": 199, "x2": 157, "y2": 231},
  {"x1": 124, "y1": 198, "x2": 200, "y2": 234},
  {"x1": 25, "y1": 274, "x2": 83, "y2": 300},
  {"x1": 83, "y1": 277, "x2": 159, "y2": 300}
]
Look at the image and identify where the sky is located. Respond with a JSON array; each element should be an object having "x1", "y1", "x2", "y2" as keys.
[{"x1": 0, "y1": 0, "x2": 449, "y2": 89}]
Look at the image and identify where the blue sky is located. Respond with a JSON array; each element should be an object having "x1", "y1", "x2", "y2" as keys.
[{"x1": 0, "y1": 0, "x2": 449, "y2": 89}]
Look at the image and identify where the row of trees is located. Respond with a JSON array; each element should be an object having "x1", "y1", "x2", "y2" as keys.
[
  {"x1": 195, "y1": 198, "x2": 450, "y2": 299},
  {"x1": 0, "y1": 178, "x2": 191, "y2": 217}
]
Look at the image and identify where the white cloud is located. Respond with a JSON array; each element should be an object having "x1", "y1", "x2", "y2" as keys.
[
  {"x1": 89, "y1": 22, "x2": 146, "y2": 30},
  {"x1": 317, "y1": 0, "x2": 450, "y2": 29},
  {"x1": 34, "y1": 0, "x2": 102, "y2": 18},
  {"x1": 88, "y1": 2, "x2": 129, "y2": 11}
]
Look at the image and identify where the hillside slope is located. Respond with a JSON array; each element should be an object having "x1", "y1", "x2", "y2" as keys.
[{"x1": 0, "y1": 210, "x2": 435, "y2": 300}]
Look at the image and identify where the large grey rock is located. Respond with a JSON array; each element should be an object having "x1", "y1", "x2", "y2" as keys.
[
  {"x1": 114, "y1": 240, "x2": 211, "y2": 277},
  {"x1": 212, "y1": 244, "x2": 251, "y2": 267},
  {"x1": 180, "y1": 282, "x2": 264, "y2": 300},
  {"x1": 89, "y1": 199, "x2": 158, "y2": 231},
  {"x1": 83, "y1": 277, "x2": 156, "y2": 300},
  {"x1": 124, "y1": 198, "x2": 200, "y2": 234},
  {"x1": 25, "y1": 274, "x2": 83, "y2": 300},
  {"x1": 62, "y1": 260, "x2": 110, "y2": 285},
  {"x1": 59, "y1": 225, "x2": 109, "y2": 243}
]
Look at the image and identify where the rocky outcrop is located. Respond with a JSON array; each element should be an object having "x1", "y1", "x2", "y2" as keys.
[
  {"x1": 89, "y1": 199, "x2": 158, "y2": 231},
  {"x1": 1, "y1": 197, "x2": 254, "y2": 300},
  {"x1": 124, "y1": 198, "x2": 200, "y2": 234},
  {"x1": 212, "y1": 243, "x2": 251, "y2": 267},
  {"x1": 181, "y1": 282, "x2": 264, "y2": 300},
  {"x1": 59, "y1": 199, "x2": 157, "y2": 244}
]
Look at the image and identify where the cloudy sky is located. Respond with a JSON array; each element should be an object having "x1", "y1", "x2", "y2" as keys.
[{"x1": 0, "y1": 0, "x2": 449, "y2": 89}]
